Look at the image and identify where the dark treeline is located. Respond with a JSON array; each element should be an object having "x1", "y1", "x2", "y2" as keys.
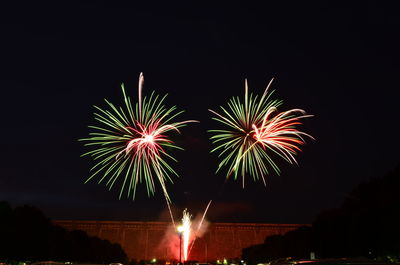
[
  {"x1": 243, "y1": 164, "x2": 400, "y2": 264},
  {"x1": 0, "y1": 202, "x2": 127, "y2": 263}
]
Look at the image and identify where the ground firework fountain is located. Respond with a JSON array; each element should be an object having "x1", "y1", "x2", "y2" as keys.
[
  {"x1": 175, "y1": 201, "x2": 212, "y2": 262},
  {"x1": 178, "y1": 209, "x2": 192, "y2": 262}
]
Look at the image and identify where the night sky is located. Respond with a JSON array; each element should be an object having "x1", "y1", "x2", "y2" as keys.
[{"x1": 1, "y1": 1, "x2": 399, "y2": 224}]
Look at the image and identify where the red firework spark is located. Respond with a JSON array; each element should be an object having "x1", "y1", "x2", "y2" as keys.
[{"x1": 123, "y1": 120, "x2": 178, "y2": 160}]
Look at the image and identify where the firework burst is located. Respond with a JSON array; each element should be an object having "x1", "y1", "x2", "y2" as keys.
[
  {"x1": 80, "y1": 73, "x2": 196, "y2": 202},
  {"x1": 209, "y1": 78, "x2": 313, "y2": 186}
]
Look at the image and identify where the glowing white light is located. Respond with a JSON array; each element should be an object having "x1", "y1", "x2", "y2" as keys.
[
  {"x1": 144, "y1": 134, "x2": 154, "y2": 143},
  {"x1": 180, "y1": 209, "x2": 192, "y2": 261},
  {"x1": 177, "y1": 225, "x2": 184, "y2": 233}
]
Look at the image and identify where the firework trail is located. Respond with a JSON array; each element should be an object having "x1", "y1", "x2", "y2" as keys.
[
  {"x1": 197, "y1": 200, "x2": 212, "y2": 231},
  {"x1": 80, "y1": 73, "x2": 197, "y2": 224},
  {"x1": 187, "y1": 200, "x2": 212, "y2": 258},
  {"x1": 209, "y1": 78, "x2": 313, "y2": 186}
]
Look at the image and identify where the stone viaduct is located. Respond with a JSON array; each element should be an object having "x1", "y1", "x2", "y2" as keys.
[{"x1": 54, "y1": 220, "x2": 304, "y2": 262}]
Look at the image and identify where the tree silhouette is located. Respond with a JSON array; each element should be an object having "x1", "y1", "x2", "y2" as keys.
[
  {"x1": 0, "y1": 203, "x2": 127, "y2": 263},
  {"x1": 243, "y1": 164, "x2": 400, "y2": 263}
]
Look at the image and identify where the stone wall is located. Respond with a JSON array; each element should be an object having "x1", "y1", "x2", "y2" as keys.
[{"x1": 54, "y1": 220, "x2": 304, "y2": 262}]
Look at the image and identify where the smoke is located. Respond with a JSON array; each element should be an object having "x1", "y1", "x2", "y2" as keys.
[
  {"x1": 159, "y1": 224, "x2": 181, "y2": 260},
  {"x1": 191, "y1": 212, "x2": 210, "y2": 239}
]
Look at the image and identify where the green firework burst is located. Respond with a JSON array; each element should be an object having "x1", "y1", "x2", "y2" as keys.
[
  {"x1": 80, "y1": 73, "x2": 196, "y2": 201},
  {"x1": 208, "y1": 79, "x2": 313, "y2": 187}
]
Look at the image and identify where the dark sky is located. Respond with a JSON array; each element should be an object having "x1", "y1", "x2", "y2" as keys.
[{"x1": 1, "y1": 1, "x2": 399, "y2": 224}]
